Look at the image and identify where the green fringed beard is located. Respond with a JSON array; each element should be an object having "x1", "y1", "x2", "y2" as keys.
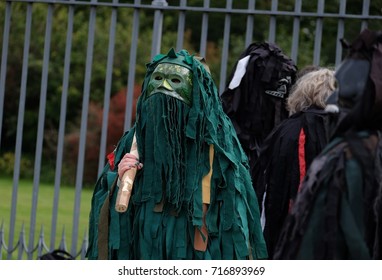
[{"x1": 136, "y1": 93, "x2": 199, "y2": 212}]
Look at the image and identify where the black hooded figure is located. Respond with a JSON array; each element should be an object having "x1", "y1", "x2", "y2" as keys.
[
  {"x1": 221, "y1": 42, "x2": 297, "y2": 177},
  {"x1": 274, "y1": 29, "x2": 382, "y2": 260}
]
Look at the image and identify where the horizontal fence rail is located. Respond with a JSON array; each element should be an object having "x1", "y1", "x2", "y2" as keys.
[{"x1": 0, "y1": 0, "x2": 381, "y2": 259}]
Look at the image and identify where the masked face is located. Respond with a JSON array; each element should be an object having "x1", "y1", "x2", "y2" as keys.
[{"x1": 147, "y1": 63, "x2": 193, "y2": 106}]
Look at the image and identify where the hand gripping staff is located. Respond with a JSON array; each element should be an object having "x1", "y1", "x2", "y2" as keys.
[{"x1": 115, "y1": 133, "x2": 139, "y2": 212}]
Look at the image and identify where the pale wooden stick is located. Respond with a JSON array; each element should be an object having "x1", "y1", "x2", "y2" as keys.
[{"x1": 115, "y1": 133, "x2": 139, "y2": 213}]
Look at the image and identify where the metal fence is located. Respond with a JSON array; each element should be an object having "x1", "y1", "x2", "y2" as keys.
[{"x1": 0, "y1": 0, "x2": 381, "y2": 260}]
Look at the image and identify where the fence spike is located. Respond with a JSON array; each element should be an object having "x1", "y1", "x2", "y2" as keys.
[
  {"x1": 37, "y1": 225, "x2": 47, "y2": 258},
  {"x1": 79, "y1": 228, "x2": 89, "y2": 259},
  {"x1": 17, "y1": 223, "x2": 27, "y2": 259},
  {"x1": 58, "y1": 225, "x2": 67, "y2": 252}
]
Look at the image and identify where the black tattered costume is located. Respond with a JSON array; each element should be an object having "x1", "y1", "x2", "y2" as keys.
[
  {"x1": 221, "y1": 43, "x2": 302, "y2": 258},
  {"x1": 252, "y1": 106, "x2": 335, "y2": 258},
  {"x1": 221, "y1": 42, "x2": 297, "y2": 173}
]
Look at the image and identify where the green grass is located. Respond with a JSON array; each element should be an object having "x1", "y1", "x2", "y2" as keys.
[{"x1": 0, "y1": 177, "x2": 94, "y2": 259}]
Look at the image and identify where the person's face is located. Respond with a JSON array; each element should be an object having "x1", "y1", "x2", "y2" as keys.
[{"x1": 147, "y1": 63, "x2": 193, "y2": 106}]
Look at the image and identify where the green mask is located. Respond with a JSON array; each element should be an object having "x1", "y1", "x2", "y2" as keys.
[{"x1": 147, "y1": 63, "x2": 193, "y2": 106}]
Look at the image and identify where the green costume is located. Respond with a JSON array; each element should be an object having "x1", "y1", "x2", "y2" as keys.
[{"x1": 86, "y1": 49, "x2": 267, "y2": 260}]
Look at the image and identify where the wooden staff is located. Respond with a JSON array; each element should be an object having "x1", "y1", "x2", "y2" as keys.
[{"x1": 115, "y1": 133, "x2": 139, "y2": 213}]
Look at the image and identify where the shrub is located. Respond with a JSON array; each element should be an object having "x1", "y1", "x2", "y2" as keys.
[{"x1": 0, "y1": 152, "x2": 33, "y2": 178}]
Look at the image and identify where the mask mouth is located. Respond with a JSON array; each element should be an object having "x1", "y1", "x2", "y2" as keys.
[
  {"x1": 264, "y1": 77, "x2": 292, "y2": 99},
  {"x1": 146, "y1": 90, "x2": 191, "y2": 106}
]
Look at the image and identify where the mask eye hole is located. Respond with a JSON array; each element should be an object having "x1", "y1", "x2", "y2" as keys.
[
  {"x1": 171, "y1": 78, "x2": 181, "y2": 84},
  {"x1": 154, "y1": 75, "x2": 162, "y2": 81}
]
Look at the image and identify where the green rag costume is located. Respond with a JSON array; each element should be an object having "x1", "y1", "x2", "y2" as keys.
[{"x1": 86, "y1": 49, "x2": 268, "y2": 260}]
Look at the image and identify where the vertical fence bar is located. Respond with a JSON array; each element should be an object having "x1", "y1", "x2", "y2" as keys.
[
  {"x1": 97, "y1": 0, "x2": 118, "y2": 176},
  {"x1": 268, "y1": 0, "x2": 278, "y2": 43},
  {"x1": 71, "y1": 1, "x2": 97, "y2": 256},
  {"x1": 335, "y1": 0, "x2": 346, "y2": 67},
  {"x1": 0, "y1": 1, "x2": 12, "y2": 150},
  {"x1": 218, "y1": 0, "x2": 232, "y2": 95},
  {"x1": 50, "y1": 1, "x2": 74, "y2": 251},
  {"x1": 291, "y1": 0, "x2": 301, "y2": 64},
  {"x1": 176, "y1": 0, "x2": 186, "y2": 51},
  {"x1": 151, "y1": 0, "x2": 168, "y2": 59},
  {"x1": 245, "y1": 0, "x2": 255, "y2": 47},
  {"x1": 361, "y1": 0, "x2": 370, "y2": 31},
  {"x1": 313, "y1": 0, "x2": 324, "y2": 65},
  {"x1": 198, "y1": 0, "x2": 209, "y2": 58},
  {"x1": 27, "y1": 3, "x2": 53, "y2": 260},
  {"x1": 124, "y1": 0, "x2": 141, "y2": 132},
  {"x1": 7, "y1": 2, "x2": 33, "y2": 260}
]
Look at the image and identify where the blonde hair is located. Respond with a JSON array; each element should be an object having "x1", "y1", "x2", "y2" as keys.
[{"x1": 287, "y1": 68, "x2": 336, "y2": 115}]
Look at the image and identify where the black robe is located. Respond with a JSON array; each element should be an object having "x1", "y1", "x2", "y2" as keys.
[{"x1": 252, "y1": 106, "x2": 335, "y2": 258}]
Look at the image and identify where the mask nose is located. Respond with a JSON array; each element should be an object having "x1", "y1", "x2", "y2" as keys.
[{"x1": 159, "y1": 79, "x2": 173, "y2": 91}]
